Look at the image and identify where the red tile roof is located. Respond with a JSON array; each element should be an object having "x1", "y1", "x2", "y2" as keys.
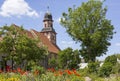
[{"x1": 0, "y1": 24, "x2": 60, "y2": 54}]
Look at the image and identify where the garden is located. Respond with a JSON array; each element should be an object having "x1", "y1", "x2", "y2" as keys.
[
  {"x1": 0, "y1": 61, "x2": 120, "y2": 81},
  {"x1": 0, "y1": 0, "x2": 120, "y2": 81},
  {"x1": 0, "y1": 54, "x2": 120, "y2": 81}
]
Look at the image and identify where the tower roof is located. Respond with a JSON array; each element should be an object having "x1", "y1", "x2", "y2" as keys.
[{"x1": 43, "y1": 12, "x2": 53, "y2": 21}]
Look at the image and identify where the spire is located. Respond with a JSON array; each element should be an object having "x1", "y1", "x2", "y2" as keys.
[
  {"x1": 47, "y1": 6, "x2": 50, "y2": 13},
  {"x1": 43, "y1": 6, "x2": 53, "y2": 22},
  {"x1": 41, "y1": 8, "x2": 56, "y2": 44}
]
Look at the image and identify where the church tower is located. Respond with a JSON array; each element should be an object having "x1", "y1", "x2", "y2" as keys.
[{"x1": 41, "y1": 10, "x2": 56, "y2": 45}]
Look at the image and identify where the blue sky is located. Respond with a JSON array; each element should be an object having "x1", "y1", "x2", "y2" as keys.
[{"x1": 0, "y1": 0, "x2": 120, "y2": 60}]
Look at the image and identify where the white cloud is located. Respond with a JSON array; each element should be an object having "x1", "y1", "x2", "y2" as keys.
[
  {"x1": 115, "y1": 43, "x2": 120, "y2": 46},
  {"x1": 0, "y1": 0, "x2": 39, "y2": 17}
]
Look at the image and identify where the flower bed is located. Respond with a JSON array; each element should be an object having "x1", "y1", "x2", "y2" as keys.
[{"x1": 0, "y1": 68, "x2": 120, "y2": 81}]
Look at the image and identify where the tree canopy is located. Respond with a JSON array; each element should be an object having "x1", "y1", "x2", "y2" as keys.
[
  {"x1": 58, "y1": 47, "x2": 81, "y2": 69},
  {"x1": 60, "y1": 0, "x2": 115, "y2": 62},
  {"x1": 0, "y1": 24, "x2": 47, "y2": 70}
]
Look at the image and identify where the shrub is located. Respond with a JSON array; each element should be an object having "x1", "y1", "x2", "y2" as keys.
[
  {"x1": 98, "y1": 62, "x2": 113, "y2": 77},
  {"x1": 48, "y1": 57, "x2": 58, "y2": 68},
  {"x1": 112, "y1": 62, "x2": 120, "y2": 74},
  {"x1": 104, "y1": 55, "x2": 117, "y2": 65},
  {"x1": 87, "y1": 62, "x2": 100, "y2": 74}
]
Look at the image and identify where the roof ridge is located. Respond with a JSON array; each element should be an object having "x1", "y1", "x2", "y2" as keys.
[{"x1": 30, "y1": 29, "x2": 38, "y2": 39}]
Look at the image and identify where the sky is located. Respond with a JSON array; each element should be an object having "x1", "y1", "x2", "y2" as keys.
[{"x1": 0, "y1": 0, "x2": 120, "y2": 60}]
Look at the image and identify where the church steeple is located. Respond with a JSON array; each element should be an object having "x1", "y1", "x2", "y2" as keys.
[
  {"x1": 41, "y1": 9, "x2": 56, "y2": 45},
  {"x1": 43, "y1": 11, "x2": 53, "y2": 28}
]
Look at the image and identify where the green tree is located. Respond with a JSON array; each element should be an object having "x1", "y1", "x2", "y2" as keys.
[
  {"x1": 48, "y1": 57, "x2": 58, "y2": 68},
  {"x1": 104, "y1": 55, "x2": 117, "y2": 65},
  {"x1": 116, "y1": 54, "x2": 120, "y2": 59},
  {"x1": 58, "y1": 47, "x2": 81, "y2": 69},
  {"x1": 99, "y1": 55, "x2": 118, "y2": 77},
  {"x1": 0, "y1": 25, "x2": 47, "y2": 70},
  {"x1": 98, "y1": 62, "x2": 113, "y2": 77},
  {"x1": 60, "y1": 0, "x2": 115, "y2": 62},
  {"x1": 112, "y1": 62, "x2": 120, "y2": 74}
]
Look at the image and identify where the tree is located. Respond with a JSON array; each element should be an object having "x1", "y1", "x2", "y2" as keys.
[
  {"x1": 48, "y1": 57, "x2": 58, "y2": 68},
  {"x1": 104, "y1": 55, "x2": 117, "y2": 65},
  {"x1": 98, "y1": 62, "x2": 113, "y2": 77},
  {"x1": 60, "y1": 0, "x2": 115, "y2": 62},
  {"x1": 0, "y1": 24, "x2": 47, "y2": 70},
  {"x1": 99, "y1": 55, "x2": 118, "y2": 76},
  {"x1": 58, "y1": 47, "x2": 81, "y2": 69},
  {"x1": 116, "y1": 54, "x2": 120, "y2": 59}
]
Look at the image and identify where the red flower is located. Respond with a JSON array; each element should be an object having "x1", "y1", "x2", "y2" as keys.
[
  {"x1": 47, "y1": 68, "x2": 55, "y2": 72},
  {"x1": 34, "y1": 70, "x2": 39, "y2": 76},
  {"x1": 51, "y1": 68, "x2": 55, "y2": 72},
  {"x1": 20, "y1": 70, "x2": 24, "y2": 75},
  {"x1": 75, "y1": 73, "x2": 80, "y2": 76},
  {"x1": 6, "y1": 65, "x2": 11, "y2": 72},
  {"x1": 65, "y1": 70, "x2": 73, "y2": 75},
  {"x1": 17, "y1": 68, "x2": 21, "y2": 72},
  {"x1": 12, "y1": 70, "x2": 17, "y2": 73},
  {"x1": 72, "y1": 69, "x2": 80, "y2": 76},
  {"x1": 72, "y1": 69, "x2": 77, "y2": 74},
  {"x1": 59, "y1": 70, "x2": 64, "y2": 76},
  {"x1": 23, "y1": 71, "x2": 28, "y2": 75},
  {"x1": 54, "y1": 73, "x2": 59, "y2": 76},
  {"x1": 47, "y1": 68, "x2": 51, "y2": 71}
]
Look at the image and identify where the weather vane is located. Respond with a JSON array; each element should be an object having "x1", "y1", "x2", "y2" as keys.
[{"x1": 47, "y1": 6, "x2": 50, "y2": 12}]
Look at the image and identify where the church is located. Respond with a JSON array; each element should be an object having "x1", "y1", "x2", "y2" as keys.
[
  {"x1": 0, "y1": 11, "x2": 60, "y2": 70},
  {"x1": 28, "y1": 11, "x2": 60, "y2": 56}
]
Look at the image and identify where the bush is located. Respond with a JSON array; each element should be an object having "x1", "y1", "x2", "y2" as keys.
[
  {"x1": 48, "y1": 57, "x2": 58, "y2": 68},
  {"x1": 112, "y1": 62, "x2": 120, "y2": 74},
  {"x1": 98, "y1": 55, "x2": 119, "y2": 77},
  {"x1": 98, "y1": 62, "x2": 113, "y2": 77},
  {"x1": 58, "y1": 48, "x2": 81, "y2": 69},
  {"x1": 104, "y1": 55, "x2": 117, "y2": 65},
  {"x1": 87, "y1": 62, "x2": 100, "y2": 74}
]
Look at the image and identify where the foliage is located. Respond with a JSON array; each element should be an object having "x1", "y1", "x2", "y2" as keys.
[
  {"x1": 48, "y1": 57, "x2": 58, "y2": 68},
  {"x1": 78, "y1": 68, "x2": 88, "y2": 77},
  {"x1": 87, "y1": 62, "x2": 100, "y2": 73},
  {"x1": 104, "y1": 55, "x2": 117, "y2": 65},
  {"x1": 98, "y1": 55, "x2": 120, "y2": 77},
  {"x1": 88, "y1": 73, "x2": 105, "y2": 81},
  {"x1": 98, "y1": 62, "x2": 113, "y2": 77},
  {"x1": 31, "y1": 65, "x2": 45, "y2": 75},
  {"x1": 112, "y1": 62, "x2": 120, "y2": 74},
  {"x1": 116, "y1": 54, "x2": 120, "y2": 59},
  {"x1": 0, "y1": 69, "x2": 83, "y2": 81},
  {"x1": 58, "y1": 47, "x2": 81, "y2": 69},
  {"x1": 0, "y1": 69, "x2": 120, "y2": 81},
  {"x1": 0, "y1": 24, "x2": 47, "y2": 70},
  {"x1": 60, "y1": 0, "x2": 115, "y2": 62}
]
